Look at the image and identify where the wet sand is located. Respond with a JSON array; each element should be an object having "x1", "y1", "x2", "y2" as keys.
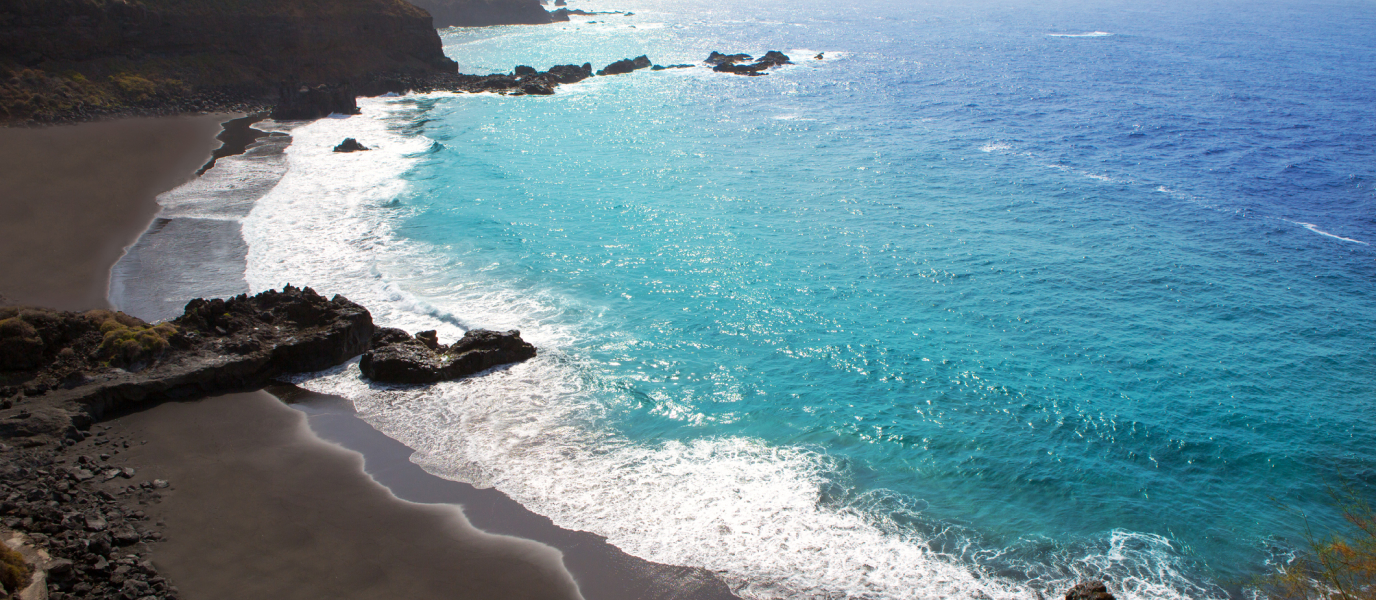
[
  {"x1": 0, "y1": 117, "x2": 226, "y2": 311},
  {"x1": 105, "y1": 392, "x2": 584, "y2": 600}
]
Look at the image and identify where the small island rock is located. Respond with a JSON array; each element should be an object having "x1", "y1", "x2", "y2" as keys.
[{"x1": 333, "y1": 138, "x2": 370, "y2": 152}]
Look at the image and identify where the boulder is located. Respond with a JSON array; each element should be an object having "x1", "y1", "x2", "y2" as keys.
[
  {"x1": 1065, "y1": 581, "x2": 1116, "y2": 600},
  {"x1": 333, "y1": 138, "x2": 370, "y2": 152},
  {"x1": 514, "y1": 65, "x2": 538, "y2": 76},
  {"x1": 651, "y1": 64, "x2": 693, "y2": 71},
  {"x1": 360, "y1": 328, "x2": 536, "y2": 384}
]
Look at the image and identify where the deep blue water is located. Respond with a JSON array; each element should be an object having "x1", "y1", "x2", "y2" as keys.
[{"x1": 242, "y1": 0, "x2": 1376, "y2": 596}]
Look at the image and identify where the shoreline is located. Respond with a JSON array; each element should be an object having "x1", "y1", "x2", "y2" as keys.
[
  {"x1": 0, "y1": 116, "x2": 226, "y2": 311},
  {"x1": 1, "y1": 113, "x2": 744, "y2": 599}
]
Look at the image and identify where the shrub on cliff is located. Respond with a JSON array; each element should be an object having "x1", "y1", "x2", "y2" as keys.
[
  {"x1": 0, "y1": 543, "x2": 30, "y2": 595},
  {"x1": 1260, "y1": 489, "x2": 1376, "y2": 599},
  {"x1": 85, "y1": 310, "x2": 178, "y2": 367}
]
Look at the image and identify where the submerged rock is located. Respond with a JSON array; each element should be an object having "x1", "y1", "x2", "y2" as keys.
[
  {"x1": 333, "y1": 138, "x2": 370, "y2": 152},
  {"x1": 360, "y1": 328, "x2": 536, "y2": 384},
  {"x1": 1065, "y1": 581, "x2": 1116, "y2": 600}
]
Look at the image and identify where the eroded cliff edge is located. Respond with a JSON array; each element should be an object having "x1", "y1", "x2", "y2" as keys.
[{"x1": 408, "y1": 0, "x2": 553, "y2": 27}]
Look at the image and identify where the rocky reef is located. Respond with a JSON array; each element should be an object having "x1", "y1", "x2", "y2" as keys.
[
  {"x1": 360, "y1": 327, "x2": 536, "y2": 384},
  {"x1": 0, "y1": 0, "x2": 456, "y2": 124},
  {"x1": 705, "y1": 50, "x2": 793, "y2": 75},
  {"x1": 407, "y1": 0, "x2": 554, "y2": 27}
]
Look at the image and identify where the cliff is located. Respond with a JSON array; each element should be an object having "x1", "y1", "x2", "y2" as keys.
[
  {"x1": 0, "y1": 0, "x2": 457, "y2": 123},
  {"x1": 406, "y1": 0, "x2": 553, "y2": 27}
]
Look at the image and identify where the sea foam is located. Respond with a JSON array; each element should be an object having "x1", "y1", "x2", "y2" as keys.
[{"x1": 245, "y1": 97, "x2": 1223, "y2": 600}]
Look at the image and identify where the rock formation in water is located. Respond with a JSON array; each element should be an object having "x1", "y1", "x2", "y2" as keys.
[
  {"x1": 706, "y1": 50, "x2": 792, "y2": 76},
  {"x1": 1064, "y1": 581, "x2": 1117, "y2": 600},
  {"x1": 0, "y1": 0, "x2": 456, "y2": 123},
  {"x1": 406, "y1": 0, "x2": 554, "y2": 27},
  {"x1": 360, "y1": 327, "x2": 536, "y2": 384},
  {"x1": 333, "y1": 138, "x2": 371, "y2": 152},
  {"x1": 597, "y1": 56, "x2": 652, "y2": 76}
]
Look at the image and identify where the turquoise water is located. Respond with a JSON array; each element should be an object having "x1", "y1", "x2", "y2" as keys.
[{"x1": 243, "y1": 0, "x2": 1376, "y2": 596}]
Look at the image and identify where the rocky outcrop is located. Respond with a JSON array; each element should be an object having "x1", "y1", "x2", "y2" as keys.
[
  {"x1": 597, "y1": 56, "x2": 651, "y2": 76},
  {"x1": 360, "y1": 62, "x2": 593, "y2": 97},
  {"x1": 273, "y1": 83, "x2": 361, "y2": 121},
  {"x1": 1065, "y1": 581, "x2": 1117, "y2": 600},
  {"x1": 406, "y1": 0, "x2": 554, "y2": 27},
  {"x1": 706, "y1": 50, "x2": 792, "y2": 76},
  {"x1": 333, "y1": 138, "x2": 371, "y2": 152},
  {"x1": 0, "y1": 286, "x2": 373, "y2": 443},
  {"x1": 360, "y1": 328, "x2": 536, "y2": 384},
  {"x1": 0, "y1": 0, "x2": 456, "y2": 124}
]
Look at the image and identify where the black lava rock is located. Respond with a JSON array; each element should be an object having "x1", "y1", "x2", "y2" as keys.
[
  {"x1": 333, "y1": 138, "x2": 370, "y2": 152},
  {"x1": 360, "y1": 328, "x2": 536, "y2": 384},
  {"x1": 1065, "y1": 581, "x2": 1117, "y2": 600}
]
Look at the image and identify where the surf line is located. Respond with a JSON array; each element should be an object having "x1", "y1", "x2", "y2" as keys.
[{"x1": 1293, "y1": 221, "x2": 1369, "y2": 245}]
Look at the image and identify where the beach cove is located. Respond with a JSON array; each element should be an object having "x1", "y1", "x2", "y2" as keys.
[{"x1": 3, "y1": 0, "x2": 1376, "y2": 598}]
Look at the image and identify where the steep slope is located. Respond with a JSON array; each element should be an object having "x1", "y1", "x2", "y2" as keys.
[{"x1": 0, "y1": 0, "x2": 457, "y2": 123}]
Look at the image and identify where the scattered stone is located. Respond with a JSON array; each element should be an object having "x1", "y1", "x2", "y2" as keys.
[
  {"x1": 151, "y1": 480, "x2": 168, "y2": 490},
  {"x1": 84, "y1": 515, "x2": 107, "y2": 531}
]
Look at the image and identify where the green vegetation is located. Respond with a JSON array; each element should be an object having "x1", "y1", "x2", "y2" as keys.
[
  {"x1": 0, "y1": 317, "x2": 38, "y2": 343},
  {"x1": 85, "y1": 310, "x2": 177, "y2": 365},
  {"x1": 1260, "y1": 490, "x2": 1376, "y2": 600},
  {"x1": 0, "y1": 543, "x2": 30, "y2": 595}
]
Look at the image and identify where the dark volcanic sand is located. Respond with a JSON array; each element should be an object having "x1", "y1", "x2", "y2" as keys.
[
  {"x1": 105, "y1": 392, "x2": 585, "y2": 600},
  {"x1": 0, "y1": 116, "x2": 225, "y2": 311}
]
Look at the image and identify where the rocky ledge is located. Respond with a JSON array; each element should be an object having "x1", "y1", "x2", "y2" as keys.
[
  {"x1": 0, "y1": 286, "x2": 541, "y2": 445},
  {"x1": 0, "y1": 286, "x2": 374, "y2": 445},
  {"x1": 361, "y1": 327, "x2": 536, "y2": 384}
]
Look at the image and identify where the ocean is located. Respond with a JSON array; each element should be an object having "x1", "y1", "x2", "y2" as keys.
[{"x1": 226, "y1": 0, "x2": 1376, "y2": 596}]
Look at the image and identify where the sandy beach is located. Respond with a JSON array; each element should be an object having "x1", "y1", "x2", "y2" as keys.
[
  {"x1": 0, "y1": 116, "x2": 740, "y2": 600},
  {"x1": 0, "y1": 117, "x2": 224, "y2": 311},
  {"x1": 102, "y1": 392, "x2": 584, "y2": 600}
]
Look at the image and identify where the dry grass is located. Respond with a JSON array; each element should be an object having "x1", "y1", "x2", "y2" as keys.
[
  {"x1": 0, "y1": 543, "x2": 30, "y2": 594},
  {"x1": 1260, "y1": 490, "x2": 1376, "y2": 600}
]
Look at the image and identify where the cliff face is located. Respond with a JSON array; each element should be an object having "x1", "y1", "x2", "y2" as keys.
[
  {"x1": 406, "y1": 0, "x2": 553, "y2": 27},
  {"x1": 0, "y1": 0, "x2": 457, "y2": 122}
]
